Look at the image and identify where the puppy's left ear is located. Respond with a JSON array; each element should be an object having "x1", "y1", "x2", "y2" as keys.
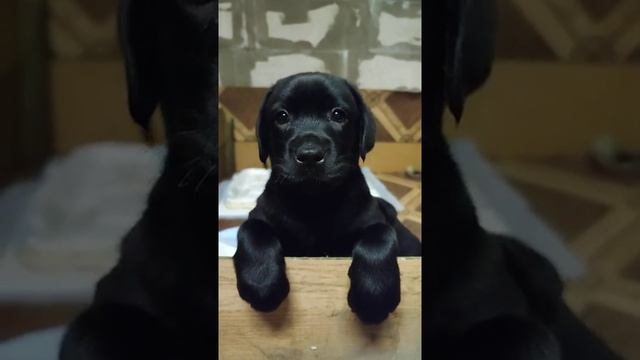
[
  {"x1": 445, "y1": 0, "x2": 497, "y2": 122},
  {"x1": 345, "y1": 81, "x2": 376, "y2": 161},
  {"x1": 256, "y1": 88, "x2": 274, "y2": 164}
]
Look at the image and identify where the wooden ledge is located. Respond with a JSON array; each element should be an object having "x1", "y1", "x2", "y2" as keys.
[{"x1": 219, "y1": 257, "x2": 422, "y2": 359}]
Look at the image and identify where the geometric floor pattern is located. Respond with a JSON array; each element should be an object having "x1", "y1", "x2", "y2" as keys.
[
  {"x1": 376, "y1": 172, "x2": 422, "y2": 241},
  {"x1": 497, "y1": 157, "x2": 640, "y2": 359}
]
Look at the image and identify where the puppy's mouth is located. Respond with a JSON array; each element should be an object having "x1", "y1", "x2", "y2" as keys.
[
  {"x1": 271, "y1": 156, "x2": 356, "y2": 186},
  {"x1": 295, "y1": 157, "x2": 325, "y2": 165},
  {"x1": 291, "y1": 158, "x2": 329, "y2": 180}
]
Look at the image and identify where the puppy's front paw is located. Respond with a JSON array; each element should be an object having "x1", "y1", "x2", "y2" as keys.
[
  {"x1": 347, "y1": 261, "x2": 401, "y2": 324},
  {"x1": 235, "y1": 259, "x2": 289, "y2": 312}
]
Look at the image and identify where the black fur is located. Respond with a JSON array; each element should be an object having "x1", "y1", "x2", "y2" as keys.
[
  {"x1": 233, "y1": 72, "x2": 422, "y2": 323},
  {"x1": 421, "y1": 1, "x2": 620, "y2": 358},
  {"x1": 59, "y1": 1, "x2": 217, "y2": 359}
]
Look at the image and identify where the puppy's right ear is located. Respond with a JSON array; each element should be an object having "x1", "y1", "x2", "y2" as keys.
[
  {"x1": 119, "y1": 0, "x2": 159, "y2": 134},
  {"x1": 445, "y1": 0, "x2": 497, "y2": 122},
  {"x1": 344, "y1": 81, "x2": 376, "y2": 161},
  {"x1": 256, "y1": 88, "x2": 274, "y2": 164}
]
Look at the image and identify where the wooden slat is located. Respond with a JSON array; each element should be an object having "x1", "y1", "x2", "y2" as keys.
[
  {"x1": 496, "y1": 162, "x2": 634, "y2": 205},
  {"x1": 218, "y1": 257, "x2": 422, "y2": 359}
]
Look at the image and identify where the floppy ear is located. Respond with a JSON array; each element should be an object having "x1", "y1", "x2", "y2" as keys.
[
  {"x1": 345, "y1": 81, "x2": 376, "y2": 161},
  {"x1": 118, "y1": 0, "x2": 159, "y2": 134},
  {"x1": 256, "y1": 88, "x2": 274, "y2": 164},
  {"x1": 445, "y1": 0, "x2": 497, "y2": 122}
]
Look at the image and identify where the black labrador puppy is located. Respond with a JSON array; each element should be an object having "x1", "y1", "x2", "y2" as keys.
[
  {"x1": 419, "y1": 1, "x2": 620, "y2": 359},
  {"x1": 232, "y1": 72, "x2": 422, "y2": 324},
  {"x1": 60, "y1": 1, "x2": 217, "y2": 359}
]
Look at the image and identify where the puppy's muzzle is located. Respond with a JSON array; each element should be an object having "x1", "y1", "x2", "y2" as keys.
[
  {"x1": 290, "y1": 133, "x2": 330, "y2": 166},
  {"x1": 295, "y1": 146, "x2": 326, "y2": 165}
]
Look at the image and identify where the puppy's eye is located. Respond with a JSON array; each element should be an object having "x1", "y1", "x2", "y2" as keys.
[
  {"x1": 330, "y1": 108, "x2": 347, "y2": 123},
  {"x1": 275, "y1": 110, "x2": 290, "y2": 125}
]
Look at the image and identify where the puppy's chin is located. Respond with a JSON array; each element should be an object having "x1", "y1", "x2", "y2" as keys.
[{"x1": 271, "y1": 161, "x2": 356, "y2": 187}]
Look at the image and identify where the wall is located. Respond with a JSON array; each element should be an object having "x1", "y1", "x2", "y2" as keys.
[{"x1": 218, "y1": 0, "x2": 422, "y2": 91}]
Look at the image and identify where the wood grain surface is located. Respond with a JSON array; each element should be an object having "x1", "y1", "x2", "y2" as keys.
[{"x1": 218, "y1": 257, "x2": 422, "y2": 359}]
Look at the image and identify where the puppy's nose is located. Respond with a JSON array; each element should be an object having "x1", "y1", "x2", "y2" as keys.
[{"x1": 295, "y1": 147, "x2": 326, "y2": 165}]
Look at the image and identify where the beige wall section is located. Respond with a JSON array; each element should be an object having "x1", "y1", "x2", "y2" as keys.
[
  {"x1": 445, "y1": 61, "x2": 640, "y2": 157},
  {"x1": 50, "y1": 60, "x2": 639, "y2": 159},
  {"x1": 50, "y1": 60, "x2": 164, "y2": 154}
]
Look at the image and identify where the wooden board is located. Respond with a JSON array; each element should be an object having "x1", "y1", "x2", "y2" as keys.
[{"x1": 218, "y1": 257, "x2": 422, "y2": 359}]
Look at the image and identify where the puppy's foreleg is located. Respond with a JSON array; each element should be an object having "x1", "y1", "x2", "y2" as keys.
[
  {"x1": 348, "y1": 223, "x2": 401, "y2": 324},
  {"x1": 454, "y1": 315, "x2": 561, "y2": 360},
  {"x1": 233, "y1": 219, "x2": 289, "y2": 312},
  {"x1": 60, "y1": 303, "x2": 180, "y2": 360}
]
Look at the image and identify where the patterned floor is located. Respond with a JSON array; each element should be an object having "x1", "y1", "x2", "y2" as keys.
[
  {"x1": 377, "y1": 172, "x2": 422, "y2": 240},
  {"x1": 497, "y1": 157, "x2": 640, "y2": 359}
]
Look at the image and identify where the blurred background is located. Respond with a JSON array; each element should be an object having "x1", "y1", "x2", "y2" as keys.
[{"x1": 0, "y1": 0, "x2": 638, "y2": 358}]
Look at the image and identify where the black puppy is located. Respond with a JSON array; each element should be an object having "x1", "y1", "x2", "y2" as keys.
[
  {"x1": 59, "y1": 1, "x2": 217, "y2": 359},
  {"x1": 419, "y1": 1, "x2": 620, "y2": 359},
  {"x1": 232, "y1": 72, "x2": 422, "y2": 324}
]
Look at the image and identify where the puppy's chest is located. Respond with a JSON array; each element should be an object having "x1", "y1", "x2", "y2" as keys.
[{"x1": 276, "y1": 214, "x2": 360, "y2": 256}]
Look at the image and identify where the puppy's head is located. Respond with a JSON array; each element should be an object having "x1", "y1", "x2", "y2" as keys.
[{"x1": 256, "y1": 73, "x2": 375, "y2": 184}]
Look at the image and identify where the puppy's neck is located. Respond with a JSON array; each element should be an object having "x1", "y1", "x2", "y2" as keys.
[{"x1": 265, "y1": 167, "x2": 370, "y2": 209}]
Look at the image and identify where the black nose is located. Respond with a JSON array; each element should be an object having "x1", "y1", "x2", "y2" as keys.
[{"x1": 295, "y1": 147, "x2": 326, "y2": 164}]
